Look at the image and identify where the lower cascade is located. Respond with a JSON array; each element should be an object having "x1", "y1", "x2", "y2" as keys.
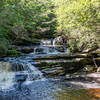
[
  {"x1": 0, "y1": 56, "x2": 61, "y2": 100},
  {"x1": 0, "y1": 61, "x2": 45, "y2": 83},
  {"x1": 0, "y1": 43, "x2": 99, "y2": 100}
]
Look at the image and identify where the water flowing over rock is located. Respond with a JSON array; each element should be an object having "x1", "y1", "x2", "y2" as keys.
[
  {"x1": 0, "y1": 61, "x2": 44, "y2": 82},
  {"x1": 0, "y1": 59, "x2": 63, "y2": 100},
  {"x1": 0, "y1": 40, "x2": 99, "y2": 100},
  {"x1": 33, "y1": 40, "x2": 69, "y2": 55},
  {"x1": 0, "y1": 51, "x2": 66, "y2": 100}
]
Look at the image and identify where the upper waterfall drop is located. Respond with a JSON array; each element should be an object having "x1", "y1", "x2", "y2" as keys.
[{"x1": 33, "y1": 40, "x2": 69, "y2": 55}]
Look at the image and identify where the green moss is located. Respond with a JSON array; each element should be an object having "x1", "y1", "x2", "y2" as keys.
[{"x1": 7, "y1": 50, "x2": 20, "y2": 56}]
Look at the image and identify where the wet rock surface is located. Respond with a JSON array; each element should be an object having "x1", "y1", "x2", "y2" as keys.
[
  {"x1": 34, "y1": 48, "x2": 46, "y2": 54},
  {"x1": 42, "y1": 67, "x2": 65, "y2": 77},
  {"x1": 20, "y1": 47, "x2": 34, "y2": 53},
  {"x1": 55, "y1": 47, "x2": 65, "y2": 52},
  {"x1": 15, "y1": 74, "x2": 27, "y2": 82},
  {"x1": 9, "y1": 45, "x2": 35, "y2": 54},
  {"x1": 0, "y1": 42, "x2": 100, "y2": 100},
  {"x1": 0, "y1": 62, "x2": 25, "y2": 72}
]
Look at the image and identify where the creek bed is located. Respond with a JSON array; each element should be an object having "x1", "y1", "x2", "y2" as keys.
[{"x1": 0, "y1": 44, "x2": 100, "y2": 100}]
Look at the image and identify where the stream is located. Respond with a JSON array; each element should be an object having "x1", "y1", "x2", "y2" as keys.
[{"x1": 0, "y1": 41, "x2": 99, "y2": 100}]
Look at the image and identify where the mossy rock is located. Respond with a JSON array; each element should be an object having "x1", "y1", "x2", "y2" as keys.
[{"x1": 7, "y1": 50, "x2": 20, "y2": 56}]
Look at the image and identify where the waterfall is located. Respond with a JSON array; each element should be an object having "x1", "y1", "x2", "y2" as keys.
[
  {"x1": 0, "y1": 40, "x2": 71, "y2": 100},
  {"x1": 0, "y1": 55, "x2": 47, "y2": 90},
  {"x1": 33, "y1": 40, "x2": 69, "y2": 55},
  {"x1": 0, "y1": 58, "x2": 59, "y2": 100},
  {"x1": 25, "y1": 63, "x2": 45, "y2": 81}
]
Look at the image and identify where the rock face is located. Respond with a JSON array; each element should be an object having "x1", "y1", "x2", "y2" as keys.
[
  {"x1": 33, "y1": 48, "x2": 100, "y2": 77},
  {"x1": 9, "y1": 45, "x2": 35, "y2": 54},
  {"x1": 35, "y1": 58, "x2": 92, "y2": 71},
  {"x1": 64, "y1": 72, "x2": 100, "y2": 90},
  {"x1": 33, "y1": 53, "x2": 92, "y2": 60},
  {"x1": 6, "y1": 44, "x2": 100, "y2": 78},
  {"x1": 42, "y1": 67, "x2": 65, "y2": 77},
  {"x1": 34, "y1": 48, "x2": 46, "y2": 54},
  {"x1": 0, "y1": 62, "x2": 25, "y2": 72},
  {"x1": 34, "y1": 60, "x2": 84, "y2": 77},
  {"x1": 13, "y1": 39, "x2": 40, "y2": 46},
  {"x1": 15, "y1": 74, "x2": 27, "y2": 82},
  {"x1": 20, "y1": 47, "x2": 34, "y2": 53},
  {"x1": 8, "y1": 40, "x2": 41, "y2": 54}
]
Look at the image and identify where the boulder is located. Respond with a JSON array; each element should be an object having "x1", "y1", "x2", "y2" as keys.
[
  {"x1": 15, "y1": 74, "x2": 27, "y2": 82},
  {"x1": 56, "y1": 47, "x2": 65, "y2": 52},
  {"x1": 34, "y1": 48, "x2": 46, "y2": 54},
  {"x1": 20, "y1": 47, "x2": 34, "y2": 53}
]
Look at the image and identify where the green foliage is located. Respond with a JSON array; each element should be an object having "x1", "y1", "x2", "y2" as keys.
[
  {"x1": 0, "y1": 34, "x2": 8, "y2": 57},
  {"x1": 0, "y1": 0, "x2": 56, "y2": 41},
  {"x1": 7, "y1": 50, "x2": 20, "y2": 56},
  {"x1": 69, "y1": 39, "x2": 78, "y2": 53},
  {"x1": 0, "y1": 0, "x2": 57, "y2": 56},
  {"x1": 53, "y1": 0, "x2": 100, "y2": 50},
  {"x1": 1, "y1": 0, "x2": 99, "y2": 54}
]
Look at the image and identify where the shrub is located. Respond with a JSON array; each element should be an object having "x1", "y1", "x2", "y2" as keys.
[{"x1": 0, "y1": 36, "x2": 8, "y2": 57}]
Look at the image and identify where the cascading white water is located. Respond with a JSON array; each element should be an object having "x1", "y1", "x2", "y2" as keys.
[
  {"x1": 41, "y1": 40, "x2": 51, "y2": 46},
  {"x1": 0, "y1": 40, "x2": 99, "y2": 100},
  {"x1": 25, "y1": 63, "x2": 46, "y2": 81},
  {"x1": 0, "y1": 40, "x2": 69, "y2": 89},
  {"x1": 0, "y1": 57, "x2": 46, "y2": 90},
  {"x1": 0, "y1": 71, "x2": 15, "y2": 90},
  {"x1": 0, "y1": 40, "x2": 70, "y2": 100},
  {"x1": 33, "y1": 40, "x2": 69, "y2": 55},
  {"x1": 0, "y1": 58, "x2": 61, "y2": 100}
]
